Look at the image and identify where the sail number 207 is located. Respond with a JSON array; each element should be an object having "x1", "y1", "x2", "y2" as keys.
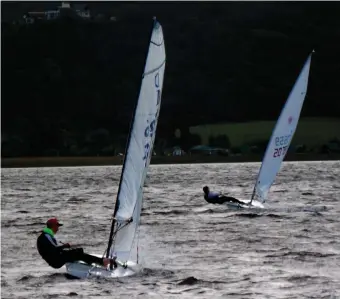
[
  {"x1": 273, "y1": 134, "x2": 291, "y2": 158},
  {"x1": 142, "y1": 72, "x2": 161, "y2": 162}
]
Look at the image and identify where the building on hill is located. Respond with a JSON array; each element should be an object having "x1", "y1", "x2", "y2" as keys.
[{"x1": 23, "y1": 1, "x2": 90, "y2": 24}]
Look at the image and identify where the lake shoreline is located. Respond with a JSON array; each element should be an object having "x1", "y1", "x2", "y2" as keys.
[{"x1": 1, "y1": 153, "x2": 340, "y2": 168}]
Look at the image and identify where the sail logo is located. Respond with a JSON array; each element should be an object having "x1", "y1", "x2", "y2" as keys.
[
  {"x1": 288, "y1": 116, "x2": 293, "y2": 124},
  {"x1": 273, "y1": 134, "x2": 291, "y2": 158},
  {"x1": 143, "y1": 72, "x2": 161, "y2": 162},
  {"x1": 155, "y1": 73, "x2": 161, "y2": 105}
]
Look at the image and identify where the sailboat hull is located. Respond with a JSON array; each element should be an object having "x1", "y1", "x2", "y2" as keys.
[
  {"x1": 65, "y1": 254, "x2": 139, "y2": 279},
  {"x1": 223, "y1": 199, "x2": 265, "y2": 210},
  {"x1": 248, "y1": 199, "x2": 265, "y2": 209},
  {"x1": 223, "y1": 202, "x2": 250, "y2": 210}
]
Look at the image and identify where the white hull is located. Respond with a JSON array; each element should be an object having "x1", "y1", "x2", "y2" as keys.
[
  {"x1": 248, "y1": 199, "x2": 265, "y2": 209},
  {"x1": 224, "y1": 202, "x2": 250, "y2": 210},
  {"x1": 65, "y1": 254, "x2": 139, "y2": 279},
  {"x1": 224, "y1": 199, "x2": 265, "y2": 210}
]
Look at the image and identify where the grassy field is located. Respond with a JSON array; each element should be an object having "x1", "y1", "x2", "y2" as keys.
[
  {"x1": 2, "y1": 153, "x2": 340, "y2": 168},
  {"x1": 190, "y1": 117, "x2": 340, "y2": 148}
]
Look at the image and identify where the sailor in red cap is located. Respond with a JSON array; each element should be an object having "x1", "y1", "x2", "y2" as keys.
[{"x1": 37, "y1": 217, "x2": 117, "y2": 269}]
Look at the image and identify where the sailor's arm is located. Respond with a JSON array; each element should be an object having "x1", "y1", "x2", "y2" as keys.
[{"x1": 57, "y1": 243, "x2": 71, "y2": 250}]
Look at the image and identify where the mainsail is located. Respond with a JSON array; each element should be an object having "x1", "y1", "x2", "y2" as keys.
[
  {"x1": 105, "y1": 19, "x2": 166, "y2": 263},
  {"x1": 250, "y1": 52, "x2": 313, "y2": 204}
]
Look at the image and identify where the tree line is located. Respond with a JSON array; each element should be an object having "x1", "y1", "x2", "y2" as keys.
[{"x1": 2, "y1": 2, "x2": 340, "y2": 157}]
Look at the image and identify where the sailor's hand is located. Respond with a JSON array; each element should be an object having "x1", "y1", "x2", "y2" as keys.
[{"x1": 63, "y1": 243, "x2": 71, "y2": 248}]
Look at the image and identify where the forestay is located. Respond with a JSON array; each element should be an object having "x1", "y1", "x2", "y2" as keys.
[
  {"x1": 251, "y1": 52, "x2": 313, "y2": 204},
  {"x1": 106, "y1": 20, "x2": 166, "y2": 263}
]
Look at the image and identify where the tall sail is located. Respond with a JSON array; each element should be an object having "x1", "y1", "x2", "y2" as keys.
[
  {"x1": 251, "y1": 52, "x2": 313, "y2": 204},
  {"x1": 106, "y1": 19, "x2": 166, "y2": 263}
]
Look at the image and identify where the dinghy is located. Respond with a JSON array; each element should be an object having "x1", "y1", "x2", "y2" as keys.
[
  {"x1": 225, "y1": 51, "x2": 313, "y2": 209},
  {"x1": 66, "y1": 17, "x2": 166, "y2": 278}
]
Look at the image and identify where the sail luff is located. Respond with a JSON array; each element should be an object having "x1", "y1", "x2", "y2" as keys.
[
  {"x1": 104, "y1": 21, "x2": 156, "y2": 257},
  {"x1": 105, "y1": 110, "x2": 136, "y2": 259},
  {"x1": 106, "y1": 18, "x2": 166, "y2": 262}
]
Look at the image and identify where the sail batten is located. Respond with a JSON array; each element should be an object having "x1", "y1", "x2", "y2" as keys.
[
  {"x1": 143, "y1": 60, "x2": 166, "y2": 77},
  {"x1": 251, "y1": 52, "x2": 313, "y2": 204},
  {"x1": 106, "y1": 19, "x2": 166, "y2": 263}
]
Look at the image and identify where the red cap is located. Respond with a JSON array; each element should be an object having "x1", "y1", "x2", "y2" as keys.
[{"x1": 46, "y1": 218, "x2": 63, "y2": 227}]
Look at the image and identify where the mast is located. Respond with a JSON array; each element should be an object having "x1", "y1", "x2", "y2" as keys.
[{"x1": 105, "y1": 17, "x2": 159, "y2": 259}]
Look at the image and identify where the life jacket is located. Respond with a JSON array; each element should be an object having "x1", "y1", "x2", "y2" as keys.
[{"x1": 37, "y1": 227, "x2": 63, "y2": 268}]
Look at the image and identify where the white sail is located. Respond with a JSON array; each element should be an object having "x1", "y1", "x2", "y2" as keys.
[
  {"x1": 251, "y1": 52, "x2": 313, "y2": 204},
  {"x1": 109, "y1": 20, "x2": 166, "y2": 262}
]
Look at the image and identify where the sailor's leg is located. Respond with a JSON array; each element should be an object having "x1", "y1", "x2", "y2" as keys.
[
  {"x1": 79, "y1": 253, "x2": 105, "y2": 265},
  {"x1": 61, "y1": 248, "x2": 101, "y2": 264},
  {"x1": 62, "y1": 248, "x2": 115, "y2": 267},
  {"x1": 80, "y1": 252, "x2": 117, "y2": 268},
  {"x1": 217, "y1": 196, "x2": 233, "y2": 204},
  {"x1": 61, "y1": 248, "x2": 86, "y2": 263},
  {"x1": 219, "y1": 196, "x2": 243, "y2": 204}
]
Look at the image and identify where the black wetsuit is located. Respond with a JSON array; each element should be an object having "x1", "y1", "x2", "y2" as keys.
[
  {"x1": 37, "y1": 231, "x2": 104, "y2": 269},
  {"x1": 204, "y1": 193, "x2": 245, "y2": 205}
]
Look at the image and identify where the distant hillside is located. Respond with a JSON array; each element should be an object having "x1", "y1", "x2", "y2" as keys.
[
  {"x1": 190, "y1": 117, "x2": 340, "y2": 148},
  {"x1": 1, "y1": 2, "x2": 340, "y2": 157}
]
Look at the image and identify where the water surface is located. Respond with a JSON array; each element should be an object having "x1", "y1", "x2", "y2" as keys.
[{"x1": 1, "y1": 161, "x2": 340, "y2": 298}]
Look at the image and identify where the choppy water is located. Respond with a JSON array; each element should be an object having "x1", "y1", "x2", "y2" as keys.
[{"x1": 1, "y1": 161, "x2": 340, "y2": 299}]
